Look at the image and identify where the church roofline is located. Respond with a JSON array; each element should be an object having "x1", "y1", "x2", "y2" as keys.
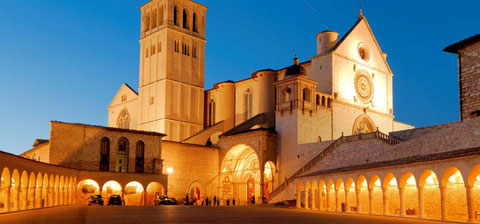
[
  {"x1": 51, "y1": 121, "x2": 167, "y2": 137},
  {"x1": 444, "y1": 33, "x2": 480, "y2": 53}
]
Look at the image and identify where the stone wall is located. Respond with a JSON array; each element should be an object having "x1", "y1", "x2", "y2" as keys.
[
  {"x1": 459, "y1": 41, "x2": 480, "y2": 121},
  {"x1": 161, "y1": 141, "x2": 219, "y2": 199}
]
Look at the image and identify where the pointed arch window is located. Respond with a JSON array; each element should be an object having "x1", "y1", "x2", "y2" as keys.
[
  {"x1": 244, "y1": 89, "x2": 253, "y2": 120},
  {"x1": 117, "y1": 109, "x2": 130, "y2": 129},
  {"x1": 100, "y1": 137, "x2": 110, "y2": 171},
  {"x1": 183, "y1": 9, "x2": 189, "y2": 29},
  {"x1": 208, "y1": 100, "x2": 216, "y2": 126},
  {"x1": 193, "y1": 13, "x2": 198, "y2": 32},
  {"x1": 116, "y1": 137, "x2": 129, "y2": 173},
  {"x1": 173, "y1": 6, "x2": 179, "y2": 26},
  {"x1": 135, "y1": 141, "x2": 145, "y2": 173}
]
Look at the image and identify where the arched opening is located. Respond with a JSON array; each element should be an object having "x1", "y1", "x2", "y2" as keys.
[
  {"x1": 322, "y1": 96, "x2": 326, "y2": 106},
  {"x1": 263, "y1": 161, "x2": 276, "y2": 201},
  {"x1": 1, "y1": 168, "x2": 11, "y2": 212},
  {"x1": 42, "y1": 173, "x2": 48, "y2": 208},
  {"x1": 59, "y1": 176, "x2": 64, "y2": 206},
  {"x1": 326, "y1": 179, "x2": 335, "y2": 211},
  {"x1": 144, "y1": 13, "x2": 150, "y2": 32},
  {"x1": 221, "y1": 144, "x2": 261, "y2": 205},
  {"x1": 124, "y1": 181, "x2": 144, "y2": 206},
  {"x1": 442, "y1": 167, "x2": 467, "y2": 221},
  {"x1": 76, "y1": 179, "x2": 100, "y2": 205},
  {"x1": 182, "y1": 9, "x2": 189, "y2": 29},
  {"x1": 335, "y1": 178, "x2": 345, "y2": 212},
  {"x1": 158, "y1": 6, "x2": 164, "y2": 26},
  {"x1": 468, "y1": 164, "x2": 480, "y2": 222},
  {"x1": 100, "y1": 137, "x2": 110, "y2": 171},
  {"x1": 383, "y1": 173, "x2": 400, "y2": 215},
  {"x1": 48, "y1": 175, "x2": 54, "y2": 207},
  {"x1": 418, "y1": 169, "x2": 441, "y2": 219},
  {"x1": 296, "y1": 182, "x2": 304, "y2": 208},
  {"x1": 135, "y1": 141, "x2": 145, "y2": 173},
  {"x1": 117, "y1": 109, "x2": 130, "y2": 129},
  {"x1": 244, "y1": 89, "x2": 253, "y2": 121},
  {"x1": 311, "y1": 180, "x2": 318, "y2": 210},
  {"x1": 316, "y1": 94, "x2": 320, "y2": 106},
  {"x1": 356, "y1": 175, "x2": 369, "y2": 214},
  {"x1": 327, "y1": 98, "x2": 332, "y2": 108},
  {"x1": 192, "y1": 13, "x2": 198, "y2": 32},
  {"x1": 102, "y1": 181, "x2": 122, "y2": 201},
  {"x1": 304, "y1": 181, "x2": 311, "y2": 209},
  {"x1": 283, "y1": 88, "x2": 291, "y2": 102},
  {"x1": 20, "y1": 171, "x2": 28, "y2": 210},
  {"x1": 352, "y1": 114, "x2": 375, "y2": 135},
  {"x1": 116, "y1": 137, "x2": 129, "y2": 173},
  {"x1": 345, "y1": 178, "x2": 357, "y2": 213},
  {"x1": 188, "y1": 181, "x2": 203, "y2": 205},
  {"x1": 173, "y1": 6, "x2": 179, "y2": 26},
  {"x1": 27, "y1": 172, "x2": 35, "y2": 209},
  {"x1": 399, "y1": 172, "x2": 418, "y2": 217},
  {"x1": 302, "y1": 88, "x2": 311, "y2": 102},
  {"x1": 146, "y1": 182, "x2": 165, "y2": 205},
  {"x1": 35, "y1": 173, "x2": 43, "y2": 208},
  {"x1": 369, "y1": 175, "x2": 383, "y2": 214},
  {"x1": 151, "y1": 9, "x2": 157, "y2": 28},
  {"x1": 319, "y1": 180, "x2": 327, "y2": 210}
]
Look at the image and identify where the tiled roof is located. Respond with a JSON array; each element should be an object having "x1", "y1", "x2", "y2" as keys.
[
  {"x1": 51, "y1": 121, "x2": 167, "y2": 137},
  {"x1": 444, "y1": 33, "x2": 480, "y2": 53},
  {"x1": 33, "y1": 139, "x2": 49, "y2": 147}
]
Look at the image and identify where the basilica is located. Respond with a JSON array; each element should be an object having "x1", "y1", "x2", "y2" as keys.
[{"x1": 1, "y1": 0, "x2": 480, "y2": 223}]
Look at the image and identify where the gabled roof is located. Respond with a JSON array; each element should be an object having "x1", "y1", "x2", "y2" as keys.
[
  {"x1": 332, "y1": 15, "x2": 392, "y2": 73},
  {"x1": 444, "y1": 33, "x2": 480, "y2": 53},
  {"x1": 33, "y1": 139, "x2": 49, "y2": 147},
  {"x1": 109, "y1": 83, "x2": 138, "y2": 107}
]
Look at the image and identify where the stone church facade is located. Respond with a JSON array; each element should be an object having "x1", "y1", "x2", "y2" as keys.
[{"x1": 1, "y1": 0, "x2": 480, "y2": 223}]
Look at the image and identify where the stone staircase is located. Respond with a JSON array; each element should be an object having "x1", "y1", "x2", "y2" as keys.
[{"x1": 267, "y1": 130, "x2": 401, "y2": 201}]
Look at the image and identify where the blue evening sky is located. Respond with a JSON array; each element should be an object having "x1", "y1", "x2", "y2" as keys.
[{"x1": 0, "y1": 0, "x2": 478, "y2": 155}]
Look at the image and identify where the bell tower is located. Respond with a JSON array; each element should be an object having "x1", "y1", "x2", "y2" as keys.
[{"x1": 138, "y1": 0, "x2": 207, "y2": 141}]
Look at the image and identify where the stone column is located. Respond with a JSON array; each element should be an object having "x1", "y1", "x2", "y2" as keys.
[
  {"x1": 29, "y1": 186, "x2": 35, "y2": 209},
  {"x1": 383, "y1": 188, "x2": 389, "y2": 215},
  {"x1": 368, "y1": 189, "x2": 373, "y2": 214},
  {"x1": 440, "y1": 186, "x2": 447, "y2": 220},
  {"x1": 36, "y1": 186, "x2": 42, "y2": 208},
  {"x1": 260, "y1": 166, "x2": 265, "y2": 205},
  {"x1": 305, "y1": 189, "x2": 309, "y2": 209},
  {"x1": 418, "y1": 187, "x2": 424, "y2": 218},
  {"x1": 319, "y1": 189, "x2": 324, "y2": 210},
  {"x1": 399, "y1": 188, "x2": 405, "y2": 216},
  {"x1": 3, "y1": 186, "x2": 10, "y2": 212},
  {"x1": 49, "y1": 186, "x2": 54, "y2": 207},
  {"x1": 467, "y1": 185, "x2": 475, "y2": 222},
  {"x1": 326, "y1": 189, "x2": 330, "y2": 211},
  {"x1": 356, "y1": 189, "x2": 361, "y2": 213}
]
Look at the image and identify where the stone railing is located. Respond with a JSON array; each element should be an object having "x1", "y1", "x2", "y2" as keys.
[{"x1": 268, "y1": 130, "x2": 401, "y2": 201}]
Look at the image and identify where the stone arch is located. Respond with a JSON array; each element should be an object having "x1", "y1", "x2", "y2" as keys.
[
  {"x1": 383, "y1": 172, "x2": 400, "y2": 215},
  {"x1": 264, "y1": 161, "x2": 276, "y2": 200},
  {"x1": 35, "y1": 172, "x2": 43, "y2": 208},
  {"x1": 41, "y1": 173, "x2": 48, "y2": 207},
  {"x1": 305, "y1": 181, "x2": 311, "y2": 209},
  {"x1": 102, "y1": 180, "x2": 122, "y2": 201},
  {"x1": 441, "y1": 167, "x2": 467, "y2": 221},
  {"x1": 356, "y1": 175, "x2": 369, "y2": 213},
  {"x1": 76, "y1": 179, "x2": 100, "y2": 205},
  {"x1": 418, "y1": 169, "x2": 440, "y2": 219},
  {"x1": 296, "y1": 182, "x2": 304, "y2": 208},
  {"x1": 146, "y1": 182, "x2": 165, "y2": 205},
  {"x1": 318, "y1": 180, "x2": 327, "y2": 210},
  {"x1": 1, "y1": 167, "x2": 11, "y2": 212},
  {"x1": 352, "y1": 114, "x2": 375, "y2": 135},
  {"x1": 116, "y1": 137, "x2": 129, "y2": 173},
  {"x1": 187, "y1": 181, "x2": 203, "y2": 204},
  {"x1": 11, "y1": 169, "x2": 20, "y2": 211},
  {"x1": 326, "y1": 178, "x2": 335, "y2": 211},
  {"x1": 335, "y1": 178, "x2": 345, "y2": 212},
  {"x1": 124, "y1": 181, "x2": 144, "y2": 206},
  {"x1": 59, "y1": 176, "x2": 64, "y2": 206},
  {"x1": 48, "y1": 174, "x2": 54, "y2": 207},
  {"x1": 221, "y1": 144, "x2": 261, "y2": 205},
  {"x1": 311, "y1": 180, "x2": 318, "y2": 210},
  {"x1": 27, "y1": 172, "x2": 35, "y2": 209},
  {"x1": 302, "y1": 87, "x2": 311, "y2": 102},
  {"x1": 283, "y1": 87, "x2": 292, "y2": 102},
  {"x1": 468, "y1": 164, "x2": 480, "y2": 220},
  {"x1": 399, "y1": 172, "x2": 418, "y2": 217},
  {"x1": 20, "y1": 171, "x2": 28, "y2": 210},
  {"x1": 368, "y1": 174, "x2": 383, "y2": 214},
  {"x1": 345, "y1": 177, "x2": 356, "y2": 213}
]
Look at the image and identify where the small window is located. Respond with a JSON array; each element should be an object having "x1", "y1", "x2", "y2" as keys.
[
  {"x1": 192, "y1": 46, "x2": 197, "y2": 58},
  {"x1": 244, "y1": 89, "x2": 253, "y2": 120},
  {"x1": 327, "y1": 98, "x2": 332, "y2": 108},
  {"x1": 322, "y1": 96, "x2": 325, "y2": 106},
  {"x1": 121, "y1": 95, "x2": 127, "y2": 102},
  {"x1": 303, "y1": 88, "x2": 311, "y2": 102},
  {"x1": 193, "y1": 13, "x2": 198, "y2": 32},
  {"x1": 145, "y1": 47, "x2": 149, "y2": 57},
  {"x1": 149, "y1": 96, "x2": 155, "y2": 105},
  {"x1": 157, "y1": 42, "x2": 162, "y2": 53},
  {"x1": 316, "y1": 95, "x2": 320, "y2": 106},
  {"x1": 173, "y1": 6, "x2": 179, "y2": 26},
  {"x1": 183, "y1": 9, "x2": 189, "y2": 29},
  {"x1": 283, "y1": 88, "x2": 292, "y2": 102},
  {"x1": 357, "y1": 42, "x2": 370, "y2": 62},
  {"x1": 151, "y1": 45, "x2": 156, "y2": 55}
]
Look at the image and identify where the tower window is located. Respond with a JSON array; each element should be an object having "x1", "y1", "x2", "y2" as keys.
[
  {"x1": 303, "y1": 88, "x2": 311, "y2": 102},
  {"x1": 244, "y1": 89, "x2": 253, "y2": 120},
  {"x1": 173, "y1": 6, "x2": 179, "y2": 26},
  {"x1": 121, "y1": 95, "x2": 127, "y2": 102},
  {"x1": 145, "y1": 46, "x2": 149, "y2": 57},
  {"x1": 149, "y1": 96, "x2": 155, "y2": 105},
  {"x1": 174, "y1": 41, "x2": 179, "y2": 53},
  {"x1": 151, "y1": 45, "x2": 156, "y2": 55},
  {"x1": 283, "y1": 88, "x2": 291, "y2": 102},
  {"x1": 158, "y1": 6, "x2": 164, "y2": 26},
  {"x1": 183, "y1": 9, "x2": 189, "y2": 29},
  {"x1": 192, "y1": 46, "x2": 197, "y2": 58},
  {"x1": 151, "y1": 9, "x2": 157, "y2": 28},
  {"x1": 193, "y1": 13, "x2": 198, "y2": 32},
  {"x1": 144, "y1": 13, "x2": 151, "y2": 32},
  {"x1": 157, "y1": 41, "x2": 162, "y2": 53},
  {"x1": 208, "y1": 100, "x2": 216, "y2": 126}
]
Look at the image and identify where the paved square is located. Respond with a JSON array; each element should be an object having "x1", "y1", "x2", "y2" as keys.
[{"x1": 0, "y1": 205, "x2": 450, "y2": 224}]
